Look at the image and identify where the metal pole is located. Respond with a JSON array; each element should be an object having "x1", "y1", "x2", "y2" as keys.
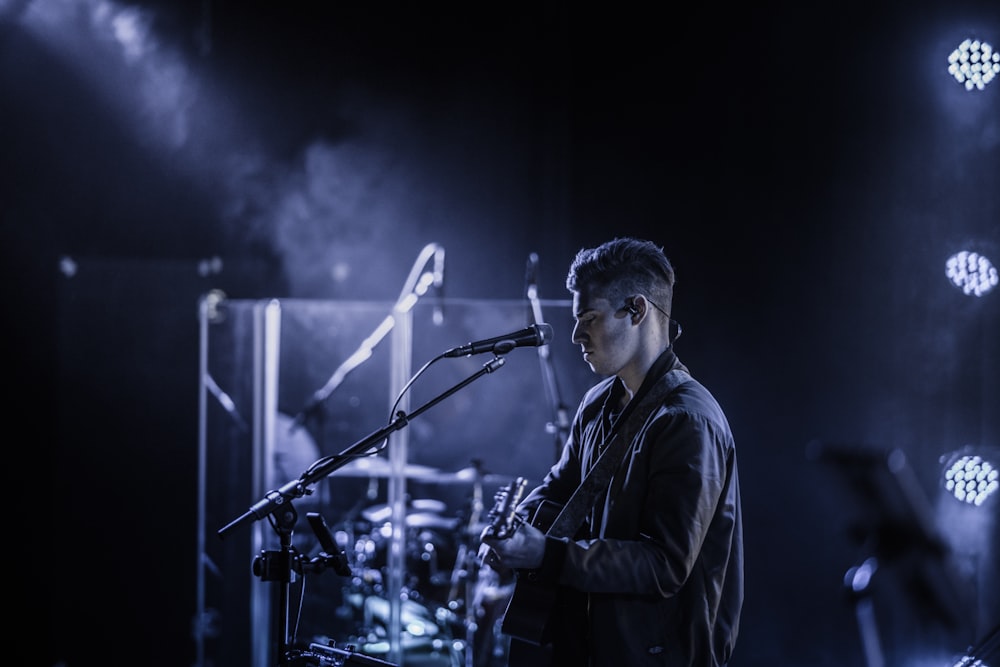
[
  {"x1": 387, "y1": 307, "x2": 412, "y2": 666},
  {"x1": 250, "y1": 300, "x2": 282, "y2": 667},
  {"x1": 385, "y1": 242, "x2": 441, "y2": 665},
  {"x1": 194, "y1": 295, "x2": 209, "y2": 667}
]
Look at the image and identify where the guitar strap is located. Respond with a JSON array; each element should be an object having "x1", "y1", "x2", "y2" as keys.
[{"x1": 544, "y1": 361, "x2": 691, "y2": 539}]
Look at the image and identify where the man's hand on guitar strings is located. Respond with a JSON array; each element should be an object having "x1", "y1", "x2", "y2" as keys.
[
  {"x1": 476, "y1": 542, "x2": 502, "y2": 569},
  {"x1": 479, "y1": 519, "x2": 546, "y2": 570}
]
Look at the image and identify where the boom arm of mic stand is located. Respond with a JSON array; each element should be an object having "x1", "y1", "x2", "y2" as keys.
[
  {"x1": 302, "y1": 354, "x2": 506, "y2": 487},
  {"x1": 217, "y1": 354, "x2": 507, "y2": 540}
]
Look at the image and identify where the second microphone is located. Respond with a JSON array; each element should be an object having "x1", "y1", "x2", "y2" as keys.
[{"x1": 443, "y1": 323, "x2": 553, "y2": 358}]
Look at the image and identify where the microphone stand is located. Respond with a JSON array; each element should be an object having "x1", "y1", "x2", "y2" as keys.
[
  {"x1": 525, "y1": 252, "x2": 571, "y2": 462},
  {"x1": 218, "y1": 354, "x2": 508, "y2": 667},
  {"x1": 288, "y1": 243, "x2": 444, "y2": 431}
]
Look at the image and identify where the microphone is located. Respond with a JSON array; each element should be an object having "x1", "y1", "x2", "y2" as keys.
[
  {"x1": 525, "y1": 252, "x2": 539, "y2": 301},
  {"x1": 444, "y1": 323, "x2": 553, "y2": 358},
  {"x1": 525, "y1": 252, "x2": 539, "y2": 325},
  {"x1": 432, "y1": 245, "x2": 445, "y2": 326}
]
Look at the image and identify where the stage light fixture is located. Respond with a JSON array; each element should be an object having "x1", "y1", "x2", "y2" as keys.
[
  {"x1": 945, "y1": 251, "x2": 999, "y2": 297},
  {"x1": 941, "y1": 450, "x2": 999, "y2": 507},
  {"x1": 58, "y1": 255, "x2": 78, "y2": 278},
  {"x1": 947, "y1": 38, "x2": 1000, "y2": 91}
]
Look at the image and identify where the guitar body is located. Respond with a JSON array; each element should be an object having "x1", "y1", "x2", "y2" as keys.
[
  {"x1": 506, "y1": 637, "x2": 553, "y2": 667},
  {"x1": 484, "y1": 486, "x2": 588, "y2": 664},
  {"x1": 499, "y1": 574, "x2": 559, "y2": 645},
  {"x1": 506, "y1": 585, "x2": 588, "y2": 666},
  {"x1": 499, "y1": 500, "x2": 570, "y2": 646}
]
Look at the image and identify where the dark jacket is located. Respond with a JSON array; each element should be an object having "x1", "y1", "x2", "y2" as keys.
[{"x1": 514, "y1": 350, "x2": 743, "y2": 666}]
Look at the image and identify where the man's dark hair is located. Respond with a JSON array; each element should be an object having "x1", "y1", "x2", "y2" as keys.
[{"x1": 566, "y1": 237, "x2": 675, "y2": 316}]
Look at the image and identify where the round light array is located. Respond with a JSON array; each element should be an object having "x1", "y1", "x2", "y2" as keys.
[
  {"x1": 947, "y1": 38, "x2": 1000, "y2": 91},
  {"x1": 944, "y1": 454, "x2": 999, "y2": 506},
  {"x1": 945, "y1": 251, "x2": 999, "y2": 297}
]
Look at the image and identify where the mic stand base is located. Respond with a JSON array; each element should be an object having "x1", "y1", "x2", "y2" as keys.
[{"x1": 284, "y1": 642, "x2": 398, "y2": 666}]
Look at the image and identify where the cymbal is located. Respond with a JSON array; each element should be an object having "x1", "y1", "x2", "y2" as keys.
[
  {"x1": 410, "y1": 498, "x2": 448, "y2": 513},
  {"x1": 362, "y1": 596, "x2": 439, "y2": 634},
  {"x1": 361, "y1": 498, "x2": 449, "y2": 523},
  {"x1": 358, "y1": 497, "x2": 463, "y2": 530},
  {"x1": 329, "y1": 457, "x2": 521, "y2": 487},
  {"x1": 405, "y1": 513, "x2": 463, "y2": 530},
  {"x1": 415, "y1": 466, "x2": 519, "y2": 485},
  {"x1": 361, "y1": 508, "x2": 461, "y2": 531},
  {"x1": 328, "y1": 456, "x2": 441, "y2": 479}
]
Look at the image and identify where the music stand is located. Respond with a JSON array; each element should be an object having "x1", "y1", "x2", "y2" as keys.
[
  {"x1": 807, "y1": 441, "x2": 969, "y2": 667},
  {"x1": 952, "y1": 622, "x2": 999, "y2": 666}
]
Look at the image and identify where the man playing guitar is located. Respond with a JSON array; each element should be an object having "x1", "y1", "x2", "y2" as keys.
[{"x1": 480, "y1": 237, "x2": 743, "y2": 666}]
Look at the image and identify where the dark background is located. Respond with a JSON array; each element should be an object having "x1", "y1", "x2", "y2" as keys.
[{"x1": 3, "y1": 1, "x2": 998, "y2": 666}]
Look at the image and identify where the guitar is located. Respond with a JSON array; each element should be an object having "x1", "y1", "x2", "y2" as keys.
[{"x1": 482, "y1": 480, "x2": 574, "y2": 649}]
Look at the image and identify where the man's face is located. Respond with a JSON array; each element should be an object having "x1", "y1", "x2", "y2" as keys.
[{"x1": 571, "y1": 286, "x2": 635, "y2": 377}]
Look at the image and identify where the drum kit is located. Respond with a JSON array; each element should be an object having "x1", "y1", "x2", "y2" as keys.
[{"x1": 305, "y1": 458, "x2": 520, "y2": 667}]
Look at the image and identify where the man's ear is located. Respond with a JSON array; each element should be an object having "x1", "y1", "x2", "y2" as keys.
[{"x1": 625, "y1": 296, "x2": 643, "y2": 317}]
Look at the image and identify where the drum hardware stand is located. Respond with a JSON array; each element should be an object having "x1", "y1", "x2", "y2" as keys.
[
  {"x1": 525, "y1": 252, "x2": 571, "y2": 464},
  {"x1": 443, "y1": 463, "x2": 487, "y2": 667},
  {"x1": 444, "y1": 539, "x2": 478, "y2": 667},
  {"x1": 844, "y1": 556, "x2": 884, "y2": 667},
  {"x1": 218, "y1": 354, "x2": 508, "y2": 667}
]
